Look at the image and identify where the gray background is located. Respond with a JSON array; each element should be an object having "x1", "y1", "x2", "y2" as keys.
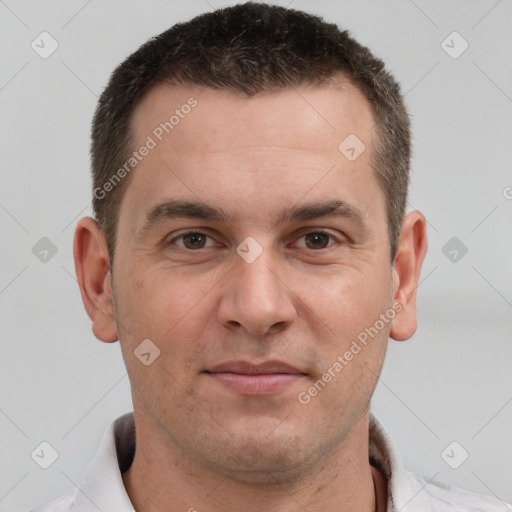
[{"x1": 1, "y1": 0, "x2": 511, "y2": 510}]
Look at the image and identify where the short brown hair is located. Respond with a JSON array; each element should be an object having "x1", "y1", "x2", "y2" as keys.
[{"x1": 91, "y1": 2, "x2": 410, "y2": 264}]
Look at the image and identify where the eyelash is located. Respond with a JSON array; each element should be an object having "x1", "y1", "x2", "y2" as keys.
[{"x1": 167, "y1": 230, "x2": 342, "y2": 251}]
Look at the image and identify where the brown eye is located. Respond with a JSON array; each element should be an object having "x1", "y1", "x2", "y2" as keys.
[
  {"x1": 170, "y1": 232, "x2": 215, "y2": 250},
  {"x1": 182, "y1": 233, "x2": 207, "y2": 249},
  {"x1": 303, "y1": 232, "x2": 333, "y2": 249}
]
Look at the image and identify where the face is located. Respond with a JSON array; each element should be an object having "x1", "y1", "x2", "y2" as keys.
[{"x1": 109, "y1": 80, "x2": 396, "y2": 481}]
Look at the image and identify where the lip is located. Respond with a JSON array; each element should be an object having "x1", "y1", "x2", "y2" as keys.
[
  {"x1": 204, "y1": 360, "x2": 306, "y2": 395},
  {"x1": 207, "y1": 360, "x2": 304, "y2": 375}
]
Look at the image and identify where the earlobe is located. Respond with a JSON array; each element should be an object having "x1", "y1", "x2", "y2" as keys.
[
  {"x1": 73, "y1": 216, "x2": 119, "y2": 343},
  {"x1": 389, "y1": 210, "x2": 428, "y2": 342}
]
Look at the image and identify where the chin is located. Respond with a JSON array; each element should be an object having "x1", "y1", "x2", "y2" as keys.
[{"x1": 198, "y1": 431, "x2": 316, "y2": 485}]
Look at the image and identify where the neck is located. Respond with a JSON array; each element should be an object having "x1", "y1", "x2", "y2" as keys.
[{"x1": 123, "y1": 410, "x2": 381, "y2": 512}]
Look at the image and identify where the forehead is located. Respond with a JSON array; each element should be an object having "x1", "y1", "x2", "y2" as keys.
[
  {"x1": 120, "y1": 79, "x2": 384, "y2": 236},
  {"x1": 130, "y1": 78, "x2": 376, "y2": 158}
]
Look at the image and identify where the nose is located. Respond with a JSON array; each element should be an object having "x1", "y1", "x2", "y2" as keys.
[{"x1": 216, "y1": 245, "x2": 297, "y2": 337}]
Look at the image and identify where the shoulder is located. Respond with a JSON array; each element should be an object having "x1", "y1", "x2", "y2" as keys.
[
  {"x1": 404, "y1": 471, "x2": 511, "y2": 511},
  {"x1": 26, "y1": 488, "x2": 76, "y2": 512}
]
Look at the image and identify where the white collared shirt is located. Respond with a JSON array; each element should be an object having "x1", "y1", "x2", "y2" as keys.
[{"x1": 28, "y1": 411, "x2": 511, "y2": 511}]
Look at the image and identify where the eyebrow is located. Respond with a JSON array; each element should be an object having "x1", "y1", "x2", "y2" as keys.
[{"x1": 139, "y1": 198, "x2": 368, "y2": 235}]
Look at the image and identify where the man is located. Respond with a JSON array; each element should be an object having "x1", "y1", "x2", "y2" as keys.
[{"x1": 29, "y1": 3, "x2": 510, "y2": 511}]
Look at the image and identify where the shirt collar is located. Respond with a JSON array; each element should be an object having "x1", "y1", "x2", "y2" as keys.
[
  {"x1": 369, "y1": 413, "x2": 440, "y2": 511},
  {"x1": 73, "y1": 411, "x2": 414, "y2": 512},
  {"x1": 73, "y1": 412, "x2": 136, "y2": 512}
]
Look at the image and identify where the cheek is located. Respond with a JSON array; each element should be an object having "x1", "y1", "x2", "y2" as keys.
[
  {"x1": 299, "y1": 272, "x2": 390, "y2": 415},
  {"x1": 303, "y1": 264, "x2": 391, "y2": 333},
  {"x1": 114, "y1": 267, "x2": 216, "y2": 369},
  {"x1": 119, "y1": 265, "x2": 204, "y2": 325}
]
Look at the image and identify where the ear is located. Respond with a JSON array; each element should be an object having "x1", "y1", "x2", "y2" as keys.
[
  {"x1": 73, "y1": 216, "x2": 118, "y2": 343},
  {"x1": 389, "y1": 210, "x2": 428, "y2": 341}
]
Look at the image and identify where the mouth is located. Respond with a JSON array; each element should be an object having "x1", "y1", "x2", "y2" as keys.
[{"x1": 203, "y1": 360, "x2": 307, "y2": 396}]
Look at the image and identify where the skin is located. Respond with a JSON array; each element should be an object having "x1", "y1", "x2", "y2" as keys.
[{"x1": 74, "y1": 78, "x2": 427, "y2": 512}]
